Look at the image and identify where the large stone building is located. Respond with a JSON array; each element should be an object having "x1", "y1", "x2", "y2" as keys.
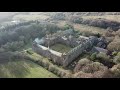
[{"x1": 32, "y1": 29, "x2": 99, "y2": 67}]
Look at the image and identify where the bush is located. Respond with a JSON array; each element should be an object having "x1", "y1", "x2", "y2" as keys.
[
  {"x1": 48, "y1": 65, "x2": 56, "y2": 72},
  {"x1": 74, "y1": 58, "x2": 92, "y2": 73},
  {"x1": 63, "y1": 24, "x2": 74, "y2": 30},
  {"x1": 115, "y1": 29, "x2": 120, "y2": 37},
  {"x1": 92, "y1": 69, "x2": 113, "y2": 78},
  {"x1": 52, "y1": 13, "x2": 66, "y2": 20},
  {"x1": 90, "y1": 52, "x2": 97, "y2": 61},
  {"x1": 104, "y1": 30, "x2": 115, "y2": 37},
  {"x1": 81, "y1": 62, "x2": 108, "y2": 73},
  {"x1": 96, "y1": 52, "x2": 110, "y2": 61},
  {"x1": 107, "y1": 36, "x2": 120, "y2": 51},
  {"x1": 70, "y1": 16, "x2": 83, "y2": 24},
  {"x1": 113, "y1": 56, "x2": 120, "y2": 64},
  {"x1": 26, "y1": 50, "x2": 33, "y2": 55},
  {"x1": 110, "y1": 64, "x2": 120, "y2": 78},
  {"x1": 74, "y1": 71, "x2": 93, "y2": 78},
  {"x1": 82, "y1": 31, "x2": 95, "y2": 37},
  {"x1": 112, "y1": 51, "x2": 118, "y2": 56},
  {"x1": 96, "y1": 52, "x2": 114, "y2": 67}
]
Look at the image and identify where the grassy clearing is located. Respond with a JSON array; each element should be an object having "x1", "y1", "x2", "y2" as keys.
[
  {"x1": 13, "y1": 14, "x2": 50, "y2": 21},
  {"x1": 81, "y1": 15, "x2": 120, "y2": 22},
  {"x1": 73, "y1": 24, "x2": 106, "y2": 35},
  {"x1": 50, "y1": 44, "x2": 73, "y2": 53},
  {"x1": 56, "y1": 20, "x2": 106, "y2": 35},
  {"x1": 0, "y1": 60, "x2": 58, "y2": 78}
]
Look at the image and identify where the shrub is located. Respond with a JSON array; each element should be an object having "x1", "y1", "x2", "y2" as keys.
[
  {"x1": 37, "y1": 60, "x2": 43, "y2": 65},
  {"x1": 96, "y1": 52, "x2": 115, "y2": 68},
  {"x1": 113, "y1": 56, "x2": 120, "y2": 64},
  {"x1": 26, "y1": 50, "x2": 33, "y2": 55},
  {"x1": 82, "y1": 31, "x2": 95, "y2": 37},
  {"x1": 48, "y1": 65, "x2": 56, "y2": 72},
  {"x1": 96, "y1": 52, "x2": 110, "y2": 61},
  {"x1": 92, "y1": 69, "x2": 113, "y2": 78},
  {"x1": 117, "y1": 52, "x2": 120, "y2": 56},
  {"x1": 104, "y1": 30, "x2": 115, "y2": 37},
  {"x1": 52, "y1": 13, "x2": 66, "y2": 20},
  {"x1": 107, "y1": 36, "x2": 120, "y2": 51},
  {"x1": 70, "y1": 16, "x2": 83, "y2": 24},
  {"x1": 90, "y1": 52, "x2": 97, "y2": 61},
  {"x1": 115, "y1": 29, "x2": 120, "y2": 37},
  {"x1": 74, "y1": 71, "x2": 93, "y2": 78},
  {"x1": 64, "y1": 24, "x2": 74, "y2": 30},
  {"x1": 82, "y1": 62, "x2": 108, "y2": 73},
  {"x1": 74, "y1": 58, "x2": 92, "y2": 73},
  {"x1": 112, "y1": 51, "x2": 118, "y2": 56},
  {"x1": 110, "y1": 64, "x2": 120, "y2": 78}
]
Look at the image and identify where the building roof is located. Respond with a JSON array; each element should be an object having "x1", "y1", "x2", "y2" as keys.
[{"x1": 92, "y1": 47, "x2": 108, "y2": 53}]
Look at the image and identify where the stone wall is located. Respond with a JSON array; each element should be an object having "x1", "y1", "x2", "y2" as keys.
[
  {"x1": 32, "y1": 29, "x2": 99, "y2": 67},
  {"x1": 63, "y1": 36, "x2": 98, "y2": 67},
  {"x1": 32, "y1": 42, "x2": 64, "y2": 65}
]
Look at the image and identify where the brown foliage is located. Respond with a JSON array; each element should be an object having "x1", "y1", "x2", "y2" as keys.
[
  {"x1": 110, "y1": 64, "x2": 120, "y2": 78},
  {"x1": 107, "y1": 36, "x2": 120, "y2": 51}
]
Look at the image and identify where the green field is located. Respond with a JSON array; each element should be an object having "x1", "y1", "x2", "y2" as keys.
[
  {"x1": 0, "y1": 60, "x2": 58, "y2": 78},
  {"x1": 50, "y1": 44, "x2": 73, "y2": 53}
]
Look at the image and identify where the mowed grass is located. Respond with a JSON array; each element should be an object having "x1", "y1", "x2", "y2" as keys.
[
  {"x1": 13, "y1": 14, "x2": 50, "y2": 21},
  {"x1": 0, "y1": 60, "x2": 58, "y2": 78},
  {"x1": 81, "y1": 15, "x2": 120, "y2": 22},
  {"x1": 50, "y1": 44, "x2": 73, "y2": 53}
]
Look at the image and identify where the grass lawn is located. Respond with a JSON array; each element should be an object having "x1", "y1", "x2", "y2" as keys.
[
  {"x1": 50, "y1": 43, "x2": 73, "y2": 53},
  {"x1": 0, "y1": 60, "x2": 58, "y2": 78}
]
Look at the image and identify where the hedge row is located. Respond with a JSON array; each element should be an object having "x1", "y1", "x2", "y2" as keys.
[{"x1": 24, "y1": 53, "x2": 72, "y2": 78}]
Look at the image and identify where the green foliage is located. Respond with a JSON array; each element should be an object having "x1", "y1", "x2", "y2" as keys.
[
  {"x1": 26, "y1": 49, "x2": 34, "y2": 55},
  {"x1": 0, "y1": 21, "x2": 61, "y2": 48},
  {"x1": 112, "y1": 51, "x2": 118, "y2": 56},
  {"x1": 90, "y1": 52, "x2": 97, "y2": 61},
  {"x1": 64, "y1": 24, "x2": 74, "y2": 30},
  {"x1": 96, "y1": 52, "x2": 110, "y2": 61},
  {"x1": 117, "y1": 52, "x2": 120, "y2": 56},
  {"x1": 1, "y1": 41, "x2": 25, "y2": 51},
  {"x1": 113, "y1": 56, "x2": 120, "y2": 64},
  {"x1": 113, "y1": 52, "x2": 120, "y2": 64}
]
